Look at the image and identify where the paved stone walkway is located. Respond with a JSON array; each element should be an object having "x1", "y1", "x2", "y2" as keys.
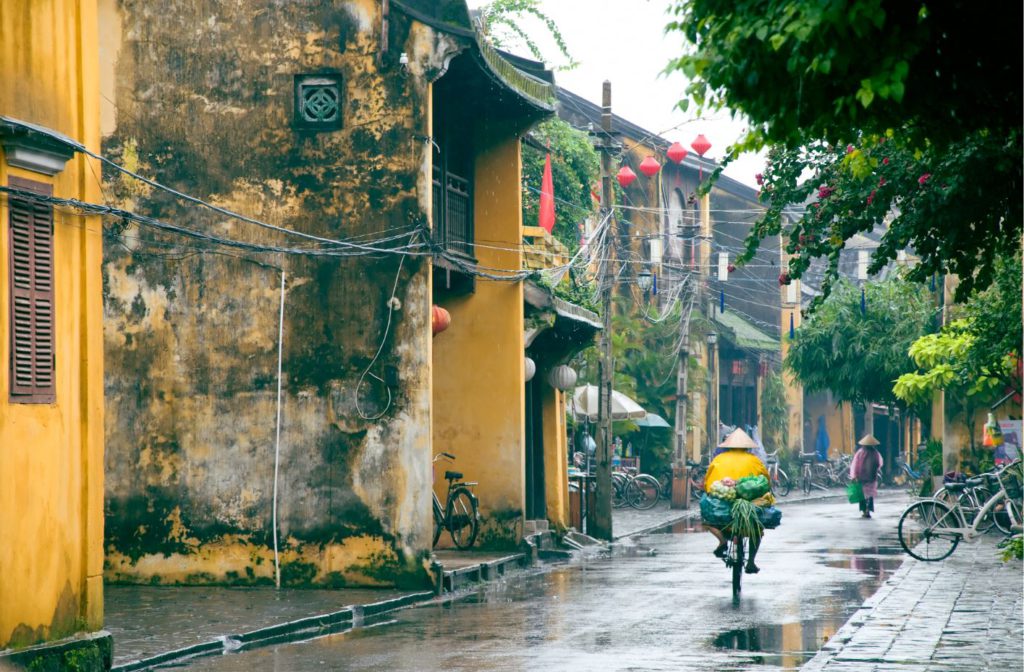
[
  {"x1": 803, "y1": 535, "x2": 1023, "y2": 671},
  {"x1": 105, "y1": 585, "x2": 416, "y2": 666}
]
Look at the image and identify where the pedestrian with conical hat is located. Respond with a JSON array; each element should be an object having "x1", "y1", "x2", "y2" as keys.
[
  {"x1": 850, "y1": 435, "x2": 883, "y2": 519},
  {"x1": 702, "y1": 428, "x2": 771, "y2": 573}
]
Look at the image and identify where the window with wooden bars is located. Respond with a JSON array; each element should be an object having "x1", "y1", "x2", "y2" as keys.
[{"x1": 7, "y1": 177, "x2": 55, "y2": 403}]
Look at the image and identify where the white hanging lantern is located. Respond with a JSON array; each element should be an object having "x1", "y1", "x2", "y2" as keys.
[
  {"x1": 524, "y1": 357, "x2": 536, "y2": 382},
  {"x1": 548, "y1": 364, "x2": 578, "y2": 391}
]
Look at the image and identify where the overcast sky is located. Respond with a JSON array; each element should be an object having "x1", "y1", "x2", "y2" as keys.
[{"x1": 466, "y1": 0, "x2": 765, "y2": 187}]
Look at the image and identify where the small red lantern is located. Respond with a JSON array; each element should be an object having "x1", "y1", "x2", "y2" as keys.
[
  {"x1": 616, "y1": 165, "x2": 637, "y2": 188},
  {"x1": 778, "y1": 272, "x2": 791, "y2": 286},
  {"x1": 432, "y1": 305, "x2": 451, "y2": 336},
  {"x1": 727, "y1": 263, "x2": 736, "y2": 273},
  {"x1": 691, "y1": 134, "x2": 712, "y2": 157},
  {"x1": 667, "y1": 141, "x2": 688, "y2": 164},
  {"x1": 639, "y1": 156, "x2": 661, "y2": 177}
]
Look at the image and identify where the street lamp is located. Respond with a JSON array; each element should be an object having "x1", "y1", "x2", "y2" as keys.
[
  {"x1": 706, "y1": 331, "x2": 718, "y2": 460},
  {"x1": 636, "y1": 269, "x2": 654, "y2": 294}
]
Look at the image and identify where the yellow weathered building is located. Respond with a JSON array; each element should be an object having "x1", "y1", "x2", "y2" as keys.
[{"x1": 0, "y1": 0, "x2": 110, "y2": 666}]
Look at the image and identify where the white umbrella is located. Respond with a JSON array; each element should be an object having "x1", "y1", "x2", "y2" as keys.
[{"x1": 570, "y1": 384, "x2": 647, "y2": 422}]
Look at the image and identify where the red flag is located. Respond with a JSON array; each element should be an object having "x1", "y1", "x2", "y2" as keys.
[{"x1": 538, "y1": 153, "x2": 555, "y2": 234}]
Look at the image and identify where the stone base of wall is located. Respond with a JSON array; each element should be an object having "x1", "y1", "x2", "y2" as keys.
[{"x1": 0, "y1": 630, "x2": 112, "y2": 671}]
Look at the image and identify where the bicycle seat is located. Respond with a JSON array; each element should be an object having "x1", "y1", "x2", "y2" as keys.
[
  {"x1": 944, "y1": 482, "x2": 968, "y2": 493},
  {"x1": 444, "y1": 470, "x2": 463, "y2": 481},
  {"x1": 964, "y1": 476, "x2": 986, "y2": 488}
]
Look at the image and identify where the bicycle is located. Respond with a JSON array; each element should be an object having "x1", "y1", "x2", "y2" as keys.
[
  {"x1": 686, "y1": 459, "x2": 707, "y2": 502},
  {"x1": 934, "y1": 472, "x2": 996, "y2": 534},
  {"x1": 897, "y1": 459, "x2": 1023, "y2": 561},
  {"x1": 611, "y1": 466, "x2": 661, "y2": 510},
  {"x1": 765, "y1": 451, "x2": 792, "y2": 497},
  {"x1": 889, "y1": 458, "x2": 929, "y2": 495},
  {"x1": 721, "y1": 533, "x2": 751, "y2": 599},
  {"x1": 799, "y1": 453, "x2": 829, "y2": 494},
  {"x1": 432, "y1": 452, "x2": 480, "y2": 549}
]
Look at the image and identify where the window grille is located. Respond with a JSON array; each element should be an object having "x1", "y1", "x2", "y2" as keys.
[{"x1": 294, "y1": 75, "x2": 343, "y2": 131}]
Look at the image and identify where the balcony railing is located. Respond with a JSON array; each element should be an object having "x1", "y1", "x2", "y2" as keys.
[{"x1": 432, "y1": 166, "x2": 473, "y2": 260}]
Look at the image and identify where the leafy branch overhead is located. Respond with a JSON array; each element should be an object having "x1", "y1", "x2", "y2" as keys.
[
  {"x1": 666, "y1": 0, "x2": 1022, "y2": 303},
  {"x1": 478, "y1": 0, "x2": 577, "y2": 69}
]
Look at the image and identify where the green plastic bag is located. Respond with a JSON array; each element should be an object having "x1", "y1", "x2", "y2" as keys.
[
  {"x1": 700, "y1": 494, "x2": 733, "y2": 527},
  {"x1": 846, "y1": 481, "x2": 864, "y2": 503},
  {"x1": 736, "y1": 475, "x2": 770, "y2": 500}
]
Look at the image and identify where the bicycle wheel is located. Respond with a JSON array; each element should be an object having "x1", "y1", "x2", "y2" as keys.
[
  {"x1": 802, "y1": 468, "x2": 811, "y2": 495},
  {"x1": 993, "y1": 497, "x2": 1022, "y2": 537},
  {"x1": 776, "y1": 469, "x2": 792, "y2": 497},
  {"x1": 898, "y1": 500, "x2": 960, "y2": 561},
  {"x1": 626, "y1": 474, "x2": 661, "y2": 510},
  {"x1": 432, "y1": 498, "x2": 444, "y2": 547},
  {"x1": 963, "y1": 488, "x2": 996, "y2": 533},
  {"x1": 612, "y1": 473, "x2": 628, "y2": 508},
  {"x1": 731, "y1": 537, "x2": 744, "y2": 597},
  {"x1": 447, "y1": 487, "x2": 479, "y2": 549}
]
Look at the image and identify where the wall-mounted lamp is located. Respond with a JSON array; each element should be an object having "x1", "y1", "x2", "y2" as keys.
[
  {"x1": 636, "y1": 270, "x2": 654, "y2": 293},
  {"x1": 706, "y1": 331, "x2": 718, "y2": 346}
]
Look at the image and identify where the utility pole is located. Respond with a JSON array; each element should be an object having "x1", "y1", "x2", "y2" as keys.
[
  {"x1": 671, "y1": 299, "x2": 693, "y2": 509},
  {"x1": 591, "y1": 80, "x2": 616, "y2": 541}
]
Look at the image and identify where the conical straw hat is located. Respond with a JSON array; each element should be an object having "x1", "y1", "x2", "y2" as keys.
[
  {"x1": 858, "y1": 435, "x2": 880, "y2": 446},
  {"x1": 718, "y1": 428, "x2": 758, "y2": 450}
]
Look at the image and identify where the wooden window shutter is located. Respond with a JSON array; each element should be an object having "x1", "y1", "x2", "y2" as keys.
[{"x1": 7, "y1": 177, "x2": 55, "y2": 403}]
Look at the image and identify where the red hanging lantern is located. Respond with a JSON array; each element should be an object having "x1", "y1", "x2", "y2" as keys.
[
  {"x1": 431, "y1": 305, "x2": 451, "y2": 336},
  {"x1": 639, "y1": 156, "x2": 661, "y2": 177},
  {"x1": 616, "y1": 165, "x2": 637, "y2": 188},
  {"x1": 691, "y1": 134, "x2": 712, "y2": 157},
  {"x1": 667, "y1": 141, "x2": 688, "y2": 164}
]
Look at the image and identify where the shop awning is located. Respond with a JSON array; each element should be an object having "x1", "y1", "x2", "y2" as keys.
[{"x1": 714, "y1": 310, "x2": 779, "y2": 353}]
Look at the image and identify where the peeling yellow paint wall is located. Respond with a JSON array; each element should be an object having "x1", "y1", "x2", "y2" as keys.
[
  {"x1": 99, "y1": 0, "x2": 440, "y2": 586},
  {"x1": 0, "y1": 0, "x2": 105, "y2": 648},
  {"x1": 433, "y1": 128, "x2": 526, "y2": 543}
]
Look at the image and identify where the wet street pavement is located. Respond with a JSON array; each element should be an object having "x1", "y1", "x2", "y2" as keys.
[{"x1": 175, "y1": 495, "x2": 912, "y2": 671}]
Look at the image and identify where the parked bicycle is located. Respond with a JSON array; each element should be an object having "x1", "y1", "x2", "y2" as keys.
[
  {"x1": 934, "y1": 472, "x2": 997, "y2": 534},
  {"x1": 432, "y1": 452, "x2": 479, "y2": 549},
  {"x1": 686, "y1": 459, "x2": 708, "y2": 502},
  {"x1": 799, "y1": 453, "x2": 830, "y2": 494},
  {"x1": 611, "y1": 466, "x2": 661, "y2": 510},
  {"x1": 765, "y1": 451, "x2": 792, "y2": 497},
  {"x1": 888, "y1": 458, "x2": 929, "y2": 494},
  {"x1": 897, "y1": 460, "x2": 1023, "y2": 561}
]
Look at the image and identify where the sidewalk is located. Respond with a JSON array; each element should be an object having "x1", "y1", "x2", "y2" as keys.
[
  {"x1": 802, "y1": 535, "x2": 1024, "y2": 671},
  {"x1": 105, "y1": 548, "x2": 526, "y2": 670}
]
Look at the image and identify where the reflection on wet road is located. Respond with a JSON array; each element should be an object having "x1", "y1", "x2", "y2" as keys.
[{"x1": 181, "y1": 495, "x2": 909, "y2": 671}]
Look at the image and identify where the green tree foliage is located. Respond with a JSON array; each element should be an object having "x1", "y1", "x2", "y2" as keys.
[
  {"x1": 477, "y1": 0, "x2": 577, "y2": 69},
  {"x1": 759, "y1": 371, "x2": 789, "y2": 454},
  {"x1": 666, "y1": 0, "x2": 1022, "y2": 302},
  {"x1": 785, "y1": 277, "x2": 933, "y2": 408},
  {"x1": 576, "y1": 298, "x2": 685, "y2": 475},
  {"x1": 521, "y1": 117, "x2": 600, "y2": 252},
  {"x1": 895, "y1": 254, "x2": 1023, "y2": 405}
]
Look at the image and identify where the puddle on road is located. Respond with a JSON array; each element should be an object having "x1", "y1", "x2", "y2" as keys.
[
  {"x1": 711, "y1": 619, "x2": 842, "y2": 669},
  {"x1": 710, "y1": 543, "x2": 904, "y2": 669}
]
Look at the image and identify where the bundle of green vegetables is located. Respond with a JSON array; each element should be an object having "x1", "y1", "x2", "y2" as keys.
[{"x1": 729, "y1": 498, "x2": 764, "y2": 539}]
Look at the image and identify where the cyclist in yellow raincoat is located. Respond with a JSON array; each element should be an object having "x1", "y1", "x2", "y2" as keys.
[{"x1": 704, "y1": 428, "x2": 770, "y2": 573}]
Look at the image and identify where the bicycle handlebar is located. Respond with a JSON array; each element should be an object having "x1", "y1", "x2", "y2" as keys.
[{"x1": 433, "y1": 452, "x2": 456, "y2": 462}]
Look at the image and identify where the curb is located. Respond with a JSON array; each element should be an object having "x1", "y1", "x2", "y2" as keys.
[{"x1": 111, "y1": 592, "x2": 434, "y2": 672}]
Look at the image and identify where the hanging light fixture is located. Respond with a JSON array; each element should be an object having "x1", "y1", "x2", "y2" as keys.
[
  {"x1": 691, "y1": 134, "x2": 712, "y2": 157},
  {"x1": 667, "y1": 141, "x2": 688, "y2": 164},
  {"x1": 616, "y1": 165, "x2": 637, "y2": 188},
  {"x1": 524, "y1": 356, "x2": 537, "y2": 382},
  {"x1": 431, "y1": 305, "x2": 451, "y2": 336},
  {"x1": 636, "y1": 270, "x2": 654, "y2": 293},
  {"x1": 639, "y1": 156, "x2": 661, "y2": 177},
  {"x1": 548, "y1": 365, "x2": 578, "y2": 391}
]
